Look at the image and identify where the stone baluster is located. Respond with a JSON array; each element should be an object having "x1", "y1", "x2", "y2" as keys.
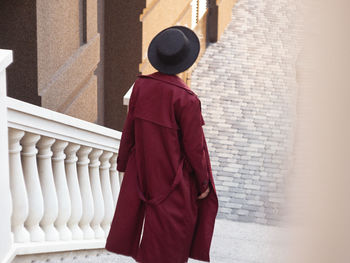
[
  {"x1": 37, "y1": 136, "x2": 59, "y2": 241},
  {"x1": 21, "y1": 132, "x2": 45, "y2": 241},
  {"x1": 100, "y1": 151, "x2": 114, "y2": 236},
  {"x1": 89, "y1": 149, "x2": 105, "y2": 239},
  {"x1": 65, "y1": 143, "x2": 84, "y2": 240},
  {"x1": 52, "y1": 140, "x2": 72, "y2": 240},
  {"x1": 109, "y1": 153, "x2": 120, "y2": 206},
  {"x1": 8, "y1": 128, "x2": 30, "y2": 242},
  {"x1": 77, "y1": 146, "x2": 94, "y2": 239}
]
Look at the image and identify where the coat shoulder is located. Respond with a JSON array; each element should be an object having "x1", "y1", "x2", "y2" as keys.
[
  {"x1": 178, "y1": 89, "x2": 201, "y2": 107},
  {"x1": 137, "y1": 73, "x2": 198, "y2": 97}
]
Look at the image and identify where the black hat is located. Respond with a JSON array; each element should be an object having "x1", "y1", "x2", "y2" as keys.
[{"x1": 148, "y1": 26, "x2": 200, "y2": 75}]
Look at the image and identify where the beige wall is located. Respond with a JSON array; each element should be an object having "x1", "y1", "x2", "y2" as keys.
[
  {"x1": 37, "y1": 0, "x2": 100, "y2": 123},
  {"x1": 208, "y1": 0, "x2": 236, "y2": 42},
  {"x1": 217, "y1": 0, "x2": 236, "y2": 40}
]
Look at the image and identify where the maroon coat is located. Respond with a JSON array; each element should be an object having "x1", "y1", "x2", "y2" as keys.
[{"x1": 105, "y1": 72, "x2": 218, "y2": 263}]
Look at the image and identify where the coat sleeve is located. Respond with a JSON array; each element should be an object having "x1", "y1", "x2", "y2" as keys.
[
  {"x1": 179, "y1": 96, "x2": 210, "y2": 194},
  {"x1": 117, "y1": 83, "x2": 137, "y2": 172}
]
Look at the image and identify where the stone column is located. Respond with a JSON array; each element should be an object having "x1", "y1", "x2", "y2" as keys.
[
  {"x1": 104, "y1": 0, "x2": 146, "y2": 131},
  {"x1": 0, "y1": 49, "x2": 13, "y2": 263}
]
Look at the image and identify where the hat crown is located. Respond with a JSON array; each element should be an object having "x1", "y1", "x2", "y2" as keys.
[
  {"x1": 147, "y1": 26, "x2": 200, "y2": 75},
  {"x1": 156, "y1": 28, "x2": 189, "y2": 65}
]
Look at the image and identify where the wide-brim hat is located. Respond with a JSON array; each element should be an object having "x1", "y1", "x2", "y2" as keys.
[{"x1": 148, "y1": 26, "x2": 200, "y2": 75}]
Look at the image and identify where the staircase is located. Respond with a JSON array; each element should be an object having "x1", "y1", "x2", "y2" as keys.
[{"x1": 0, "y1": 50, "x2": 122, "y2": 263}]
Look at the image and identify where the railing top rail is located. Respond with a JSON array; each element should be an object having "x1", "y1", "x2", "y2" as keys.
[
  {"x1": 6, "y1": 97, "x2": 121, "y2": 152},
  {"x1": 123, "y1": 83, "x2": 134, "y2": 106},
  {"x1": 0, "y1": 49, "x2": 13, "y2": 73}
]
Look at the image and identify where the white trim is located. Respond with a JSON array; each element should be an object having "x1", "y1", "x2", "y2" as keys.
[
  {"x1": 198, "y1": 0, "x2": 207, "y2": 21},
  {"x1": 2, "y1": 240, "x2": 106, "y2": 262},
  {"x1": 123, "y1": 83, "x2": 134, "y2": 106},
  {"x1": 6, "y1": 97, "x2": 121, "y2": 152},
  {"x1": 191, "y1": 0, "x2": 198, "y2": 29},
  {"x1": 0, "y1": 49, "x2": 13, "y2": 73},
  {"x1": 14, "y1": 240, "x2": 106, "y2": 255},
  {"x1": 1, "y1": 246, "x2": 16, "y2": 263},
  {"x1": 0, "y1": 49, "x2": 13, "y2": 263}
]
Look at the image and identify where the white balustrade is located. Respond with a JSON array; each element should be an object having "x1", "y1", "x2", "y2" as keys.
[
  {"x1": 77, "y1": 146, "x2": 95, "y2": 239},
  {"x1": 37, "y1": 136, "x2": 59, "y2": 241},
  {"x1": 1, "y1": 48, "x2": 122, "y2": 262},
  {"x1": 198, "y1": 0, "x2": 207, "y2": 21},
  {"x1": 52, "y1": 140, "x2": 72, "y2": 241},
  {"x1": 8, "y1": 128, "x2": 30, "y2": 243},
  {"x1": 89, "y1": 149, "x2": 105, "y2": 239},
  {"x1": 109, "y1": 153, "x2": 120, "y2": 206},
  {"x1": 100, "y1": 151, "x2": 114, "y2": 236},
  {"x1": 21, "y1": 132, "x2": 45, "y2": 242},
  {"x1": 65, "y1": 143, "x2": 84, "y2": 240},
  {"x1": 191, "y1": 0, "x2": 198, "y2": 29},
  {"x1": 191, "y1": 0, "x2": 208, "y2": 29}
]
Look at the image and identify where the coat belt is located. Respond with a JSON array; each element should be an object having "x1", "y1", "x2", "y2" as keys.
[{"x1": 135, "y1": 156, "x2": 185, "y2": 206}]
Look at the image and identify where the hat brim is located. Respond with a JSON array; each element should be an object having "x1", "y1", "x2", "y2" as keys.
[{"x1": 148, "y1": 26, "x2": 200, "y2": 75}]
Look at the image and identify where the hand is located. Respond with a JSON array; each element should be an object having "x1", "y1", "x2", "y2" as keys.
[{"x1": 197, "y1": 187, "x2": 210, "y2": 199}]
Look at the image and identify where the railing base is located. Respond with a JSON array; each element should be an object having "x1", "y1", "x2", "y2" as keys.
[
  {"x1": 4, "y1": 240, "x2": 106, "y2": 263},
  {"x1": 14, "y1": 239, "x2": 106, "y2": 255},
  {"x1": 12, "y1": 247, "x2": 123, "y2": 263}
]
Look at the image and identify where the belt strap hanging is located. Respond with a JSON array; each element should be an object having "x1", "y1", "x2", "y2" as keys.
[{"x1": 135, "y1": 158, "x2": 185, "y2": 206}]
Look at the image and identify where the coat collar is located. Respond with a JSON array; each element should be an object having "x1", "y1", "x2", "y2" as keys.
[{"x1": 138, "y1": 71, "x2": 192, "y2": 92}]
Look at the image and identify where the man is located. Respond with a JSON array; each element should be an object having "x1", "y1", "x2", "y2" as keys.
[{"x1": 105, "y1": 26, "x2": 218, "y2": 263}]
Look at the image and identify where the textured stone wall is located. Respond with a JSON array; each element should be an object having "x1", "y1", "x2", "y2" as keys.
[
  {"x1": 191, "y1": 0, "x2": 302, "y2": 225},
  {"x1": 0, "y1": 1, "x2": 41, "y2": 105},
  {"x1": 37, "y1": 0, "x2": 100, "y2": 123}
]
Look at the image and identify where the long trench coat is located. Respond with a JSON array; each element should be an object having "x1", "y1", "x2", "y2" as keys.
[{"x1": 105, "y1": 72, "x2": 219, "y2": 263}]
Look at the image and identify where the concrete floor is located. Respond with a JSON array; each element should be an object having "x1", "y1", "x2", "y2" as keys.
[
  {"x1": 14, "y1": 219, "x2": 287, "y2": 263},
  {"x1": 107, "y1": 220, "x2": 287, "y2": 263}
]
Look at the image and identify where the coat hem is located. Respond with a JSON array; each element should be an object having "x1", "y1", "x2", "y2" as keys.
[{"x1": 189, "y1": 255, "x2": 210, "y2": 262}]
